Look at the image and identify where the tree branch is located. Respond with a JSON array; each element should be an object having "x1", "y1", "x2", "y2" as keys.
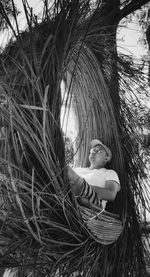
[{"x1": 120, "y1": 0, "x2": 150, "y2": 21}]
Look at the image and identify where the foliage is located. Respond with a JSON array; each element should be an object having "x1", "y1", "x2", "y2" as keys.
[
  {"x1": 64, "y1": 136, "x2": 74, "y2": 165},
  {"x1": 0, "y1": 0, "x2": 19, "y2": 31}
]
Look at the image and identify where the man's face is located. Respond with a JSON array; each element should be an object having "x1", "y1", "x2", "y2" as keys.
[{"x1": 89, "y1": 145, "x2": 108, "y2": 169}]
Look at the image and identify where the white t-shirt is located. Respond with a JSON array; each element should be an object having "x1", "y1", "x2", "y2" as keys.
[{"x1": 74, "y1": 167, "x2": 120, "y2": 209}]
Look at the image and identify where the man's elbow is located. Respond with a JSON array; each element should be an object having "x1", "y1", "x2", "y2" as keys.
[{"x1": 109, "y1": 191, "x2": 117, "y2": 201}]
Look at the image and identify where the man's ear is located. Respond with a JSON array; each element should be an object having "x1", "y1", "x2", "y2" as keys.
[{"x1": 105, "y1": 156, "x2": 110, "y2": 163}]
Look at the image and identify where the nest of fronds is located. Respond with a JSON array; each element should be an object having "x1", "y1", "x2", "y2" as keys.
[{"x1": 0, "y1": 0, "x2": 149, "y2": 276}]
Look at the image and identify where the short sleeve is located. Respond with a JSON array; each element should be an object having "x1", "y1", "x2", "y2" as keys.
[{"x1": 105, "y1": 170, "x2": 120, "y2": 191}]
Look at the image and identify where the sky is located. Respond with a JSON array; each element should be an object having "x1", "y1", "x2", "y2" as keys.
[
  {"x1": 14, "y1": 0, "x2": 43, "y2": 28},
  {"x1": 0, "y1": 0, "x2": 43, "y2": 47},
  {"x1": 14, "y1": 0, "x2": 42, "y2": 15},
  {"x1": 118, "y1": 21, "x2": 147, "y2": 58}
]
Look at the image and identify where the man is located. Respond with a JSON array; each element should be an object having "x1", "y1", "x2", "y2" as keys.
[{"x1": 68, "y1": 139, "x2": 120, "y2": 209}]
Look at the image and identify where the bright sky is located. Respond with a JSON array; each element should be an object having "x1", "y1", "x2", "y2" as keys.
[
  {"x1": 14, "y1": 0, "x2": 43, "y2": 29},
  {"x1": 0, "y1": 0, "x2": 43, "y2": 48},
  {"x1": 117, "y1": 21, "x2": 147, "y2": 58},
  {"x1": 14, "y1": 0, "x2": 42, "y2": 14}
]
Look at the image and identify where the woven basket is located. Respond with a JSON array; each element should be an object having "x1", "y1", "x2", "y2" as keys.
[{"x1": 79, "y1": 205, "x2": 123, "y2": 245}]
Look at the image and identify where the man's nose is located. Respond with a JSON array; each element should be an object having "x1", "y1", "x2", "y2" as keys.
[{"x1": 90, "y1": 149, "x2": 96, "y2": 154}]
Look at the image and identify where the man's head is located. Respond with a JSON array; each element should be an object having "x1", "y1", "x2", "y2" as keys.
[{"x1": 89, "y1": 139, "x2": 112, "y2": 169}]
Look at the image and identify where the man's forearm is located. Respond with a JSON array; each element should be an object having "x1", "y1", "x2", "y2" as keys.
[{"x1": 92, "y1": 186, "x2": 116, "y2": 201}]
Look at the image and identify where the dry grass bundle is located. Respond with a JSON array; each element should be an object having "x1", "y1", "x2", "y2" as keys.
[{"x1": 0, "y1": 0, "x2": 149, "y2": 276}]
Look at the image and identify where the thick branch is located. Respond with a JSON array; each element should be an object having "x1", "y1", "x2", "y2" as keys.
[{"x1": 120, "y1": 0, "x2": 150, "y2": 21}]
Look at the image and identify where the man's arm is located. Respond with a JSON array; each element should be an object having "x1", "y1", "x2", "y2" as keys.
[
  {"x1": 68, "y1": 167, "x2": 120, "y2": 204},
  {"x1": 92, "y1": 180, "x2": 119, "y2": 201},
  {"x1": 67, "y1": 166, "x2": 84, "y2": 196}
]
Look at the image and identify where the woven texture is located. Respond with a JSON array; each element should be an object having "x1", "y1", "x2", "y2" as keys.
[{"x1": 79, "y1": 205, "x2": 123, "y2": 245}]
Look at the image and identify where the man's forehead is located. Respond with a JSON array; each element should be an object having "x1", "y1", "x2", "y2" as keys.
[
  {"x1": 94, "y1": 144, "x2": 103, "y2": 147},
  {"x1": 93, "y1": 144, "x2": 105, "y2": 149}
]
